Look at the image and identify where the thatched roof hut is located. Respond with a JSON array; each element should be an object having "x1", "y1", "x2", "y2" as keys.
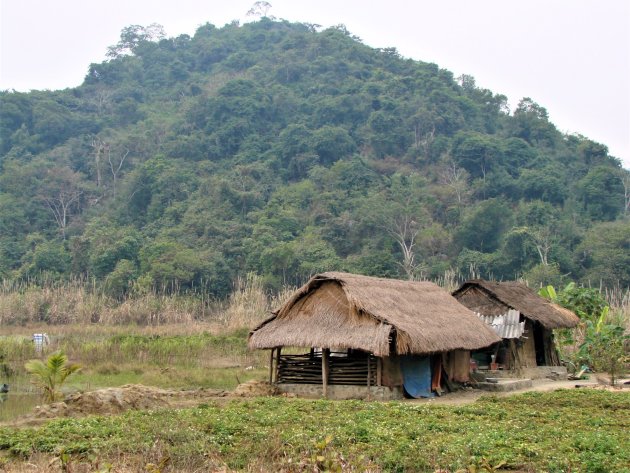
[
  {"x1": 452, "y1": 280, "x2": 579, "y2": 329},
  {"x1": 249, "y1": 272, "x2": 500, "y2": 356},
  {"x1": 453, "y1": 280, "x2": 580, "y2": 371}
]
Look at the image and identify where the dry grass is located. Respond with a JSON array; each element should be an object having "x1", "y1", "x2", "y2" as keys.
[
  {"x1": 1, "y1": 273, "x2": 627, "y2": 331},
  {"x1": 603, "y1": 285, "x2": 630, "y2": 328},
  {"x1": 0, "y1": 279, "x2": 223, "y2": 326}
]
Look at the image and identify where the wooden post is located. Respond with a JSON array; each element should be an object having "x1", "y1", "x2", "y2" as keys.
[
  {"x1": 367, "y1": 355, "x2": 372, "y2": 400},
  {"x1": 275, "y1": 347, "x2": 282, "y2": 384},
  {"x1": 269, "y1": 348, "x2": 275, "y2": 384},
  {"x1": 376, "y1": 358, "x2": 382, "y2": 387},
  {"x1": 322, "y1": 348, "x2": 330, "y2": 398}
]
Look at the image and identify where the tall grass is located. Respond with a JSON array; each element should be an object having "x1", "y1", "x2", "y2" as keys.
[
  {"x1": 0, "y1": 278, "x2": 223, "y2": 326},
  {"x1": 221, "y1": 273, "x2": 296, "y2": 330},
  {"x1": 1, "y1": 272, "x2": 627, "y2": 328}
]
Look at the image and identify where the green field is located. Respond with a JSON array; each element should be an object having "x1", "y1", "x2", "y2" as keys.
[{"x1": 1, "y1": 389, "x2": 628, "y2": 472}]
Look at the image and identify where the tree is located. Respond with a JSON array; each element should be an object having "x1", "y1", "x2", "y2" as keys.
[
  {"x1": 518, "y1": 167, "x2": 567, "y2": 204},
  {"x1": 366, "y1": 174, "x2": 431, "y2": 279},
  {"x1": 456, "y1": 199, "x2": 512, "y2": 253},
  {"x1": 90, "y1": 137, "x2": 106, "y2": 188},
  {"x1": 107, "y1": 145, "x2": 129, "y2": 198},
  {"x1": 104, "y1": 259, "x2": 138, "y2": 299},
  {"x1": 527, "y1": 225, "x2": 556, "y2": 267},
  {"x1": 386, "y1": 213, "x2": 422, "y2": 279},
  {"x1": 577, "y1": 310, "x2": 629, "y2": 385},
  {"x1": 19, "y1": 240, "x2": 72, "y2": 279},
  {"x1": 620, "y1": 168, "x2": 630, "y2": 217},
  {"x1": 512, "y1": 97, "x2": 557, "y2": 146},
  {"x1": 38, "y1": 167, "x2": 87, "y2": 240},
  {"x1": 577, "y1": 166, "x2": 624, "y2": 221},
  {"x1": 25, "y1": 351, "x2": 81, "y2": 402},
  {"x1": 247, "y1": 1, "x2": 274, "y2": 19},
  {"x1": 577, "y1": 221, "x2": 630, "y2": 286},
  {"x1": 106, "y1": 24, "x2": 166, "y2": 58},
  {"x1": 310, "y1": 126, "x2": 356, "y2": 165},
  {"x1": 438, "y1": 161, "x2": 469, "y2": 206},
  {"x1": 452, "y1": 132, "x2": 501, "y2": 183}
]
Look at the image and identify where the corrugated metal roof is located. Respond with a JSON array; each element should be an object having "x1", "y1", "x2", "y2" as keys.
[{"x1": 476, "y1": 309, "x2": 525, "y2": 339}]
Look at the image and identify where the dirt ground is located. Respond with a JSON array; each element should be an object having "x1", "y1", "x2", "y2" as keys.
[
  {"x1": 3, "y1": 380, "x2": 276, "y2": 427},
  {"x1": 409, "y1": 377, "x2": 607, "y2": 405},
  {"x1": 3, "y1": 377, "x2": 628, "y2": 427}
]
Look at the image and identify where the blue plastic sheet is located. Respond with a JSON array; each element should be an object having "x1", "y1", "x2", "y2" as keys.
[{"x1": 400, "y1": 355, "x2": 435, "y2": 398}]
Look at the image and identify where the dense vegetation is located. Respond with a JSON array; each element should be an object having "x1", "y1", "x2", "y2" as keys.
[
  {"x1": 1, "y1": 390, "x2": 628, "y2": 471},
  {"x1": 1, "y1": 18, "x2": 629, "y2": 299}
]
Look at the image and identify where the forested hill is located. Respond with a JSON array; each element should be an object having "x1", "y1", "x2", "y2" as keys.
[{"x1": 1, "y1": 18, "x2": 629, "y2": 297}]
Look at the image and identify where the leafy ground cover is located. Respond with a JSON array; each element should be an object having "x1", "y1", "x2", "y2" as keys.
[{"x1": 1, "y1": 389, "x2": 628, "y2": 472}]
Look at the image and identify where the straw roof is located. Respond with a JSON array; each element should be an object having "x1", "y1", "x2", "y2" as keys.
[
  {"x1": 248, "y1": 272, "x2": 500, "y2": 356},
  {"x1": 453, "y1": 280, "x2": 580, "y2": 329}
]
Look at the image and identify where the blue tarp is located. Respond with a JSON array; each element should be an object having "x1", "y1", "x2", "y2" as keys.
[{"x1": 400, "y1": 355, "x2": 435, "y2": 398}]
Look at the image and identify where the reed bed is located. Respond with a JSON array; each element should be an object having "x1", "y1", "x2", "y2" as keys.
[
  {"x1": 1, "y1": 273, "x2": 627, "y2": 327},
  {"x1": 0, "y1": 279, "x2": 223, "y2": 326}
]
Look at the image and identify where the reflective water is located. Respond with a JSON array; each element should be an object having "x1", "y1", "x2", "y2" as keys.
[{"x1": 0, "y1": 389, "x2": 41, "y2": 422}]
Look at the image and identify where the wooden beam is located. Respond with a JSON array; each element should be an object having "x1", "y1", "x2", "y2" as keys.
[
  {"x1": 322, "y1": 348, "x2": 330, "y2": 398},
  {"x1": 275, "y1": 347, "x2": 282, "y2": 384},
  {"x1": 367, "y1": 355, "x2": 372, "y2": 400},
  {"x1": 377, "y1": 358, "x2": 382, "y2": 387},
  {"x1": 269, "y1": 348, "x2": 274, "y2": 384}
]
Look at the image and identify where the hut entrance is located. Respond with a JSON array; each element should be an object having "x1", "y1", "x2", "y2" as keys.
[
  {"x1": 400, "y1": 355, "x2": 434, "y2": 398},
  {"x1": 533, "y1": 322, "x2": 545, "y2": 366}
]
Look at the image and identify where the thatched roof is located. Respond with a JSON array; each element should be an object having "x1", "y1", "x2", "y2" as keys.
[
  {"x1": 452, "y1": 280, "x2": 580, "y2": 329},
  {"x1": 248, "y1": 272, "x2": 500, "y2": 356}
]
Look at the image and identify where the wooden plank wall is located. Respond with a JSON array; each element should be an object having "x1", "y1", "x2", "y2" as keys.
[{"x1": 277, "y1": 353, "x2": 378, "y2": 386}]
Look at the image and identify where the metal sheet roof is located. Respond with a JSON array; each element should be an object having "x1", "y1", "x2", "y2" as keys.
[{"x1": 476, "y1": 309, "x2": 525, "y2": 339}]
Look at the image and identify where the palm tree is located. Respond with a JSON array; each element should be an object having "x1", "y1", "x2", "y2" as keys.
[{"x1": 25, "y1": 351, "x2": 81, "y2": 402}]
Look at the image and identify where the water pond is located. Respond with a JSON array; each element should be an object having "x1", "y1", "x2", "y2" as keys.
[{"x1": 0, "y1": 390, "x2": 42, "y2": 422}]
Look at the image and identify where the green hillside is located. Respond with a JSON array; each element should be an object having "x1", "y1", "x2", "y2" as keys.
[{"x1": 1, "y1": 18, "x2": 628, "y2": 297}]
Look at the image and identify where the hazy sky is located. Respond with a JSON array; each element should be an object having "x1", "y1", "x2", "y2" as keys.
[{"x1": 1, "y1": 0, "x2": 629, "y2": 168}]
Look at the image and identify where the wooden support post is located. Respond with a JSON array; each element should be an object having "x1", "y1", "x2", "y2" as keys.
[
  {"x1": 269, "y1": 348, "x2": 275, "y2": 384},
  {"x1": 377, "y1": 358, "x2": 382, "y2": 387},
  {"x1": 367, "y1": 356, "x2": 372, "y2": 400},
  {"x1": 275, "y1": 347, "x2": 282, "y2": 384},
  {"x1": 322, "y1": 348, "x2": 330, "y2": 398}
]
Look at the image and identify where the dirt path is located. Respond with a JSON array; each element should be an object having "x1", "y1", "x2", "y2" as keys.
[{"x1": 407, "y1": 377, "x2": 616, "y2": 405}]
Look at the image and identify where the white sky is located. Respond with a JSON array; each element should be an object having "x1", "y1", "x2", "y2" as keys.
[{"x1": 1, "y1": 0, "x2": 629, "y2": 168}]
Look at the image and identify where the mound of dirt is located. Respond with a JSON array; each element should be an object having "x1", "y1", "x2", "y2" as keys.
[
  {"x1": 230, "y1": 380, "x2": 277, "y2": 397},
  {"x1": 30, "y1": 384, "x2": 227, "y2": 420}
]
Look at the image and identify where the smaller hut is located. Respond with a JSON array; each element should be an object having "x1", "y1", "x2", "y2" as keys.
[
  {"x1": 452, "y1": 280, "x2": 579, "y2": 375},
  {"x1": 248, "y1": 272, "x2": 500, "y2": 400}
]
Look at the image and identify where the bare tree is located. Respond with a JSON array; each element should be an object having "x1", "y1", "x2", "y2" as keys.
[
  {"x1": 247, "y1": 1, "x2": 274, "y2": 19},
  {"x1": 93, "y1": 88, "x2": 112, "y2": 116},
  {"x1": 39, "y1": 168, "x2": 84, "y2": 240},
  {"x1": 107, "y1": 146, "x2": 129, "y2": 198},
  {"x1": 386, "y1": 214, "x2": 422, "y2": 280},
  {"x1": 412, "y1": 114, "x2": 435, "y2": 158},
  {"x1": 439, "y1": 161, "x2": 469, "y2": 205},
  {"x1": 526, "y1": 225, "x2": 558, "y2": 267},
  {"x1": 91, "y1": 137, "x2": 107, "y2": 188}
]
